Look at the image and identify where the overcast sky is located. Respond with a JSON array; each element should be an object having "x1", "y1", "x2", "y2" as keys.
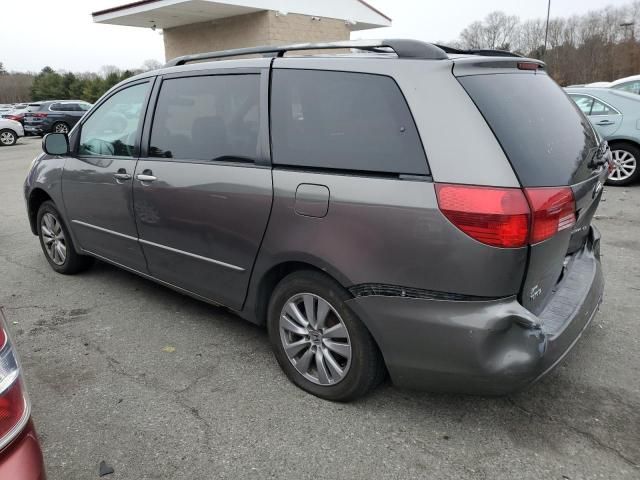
[{"x1": 1, "y1": 0, "x2": 632, "y2": 72}]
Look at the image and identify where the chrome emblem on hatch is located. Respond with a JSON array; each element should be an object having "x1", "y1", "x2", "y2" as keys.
[{"x1": 529, "y1": 285, "x2": 543, "y2": 302}]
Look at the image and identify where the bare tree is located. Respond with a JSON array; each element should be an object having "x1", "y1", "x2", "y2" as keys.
[
  {"x1": 517, "y1": 19, "x2": 545, "y2": 55},
  {"x1": 460, "y1": 21, "x2": 485, "y2": 49},
  {"x1": 459, "y1": 11, "x2": 520, "y2": 50},
  {"x1": 141, "y1": 59, "x2": 162, "y2": 71},
  {"x1": 455, "y1": 3, "x2": 640, "y2": 86}
]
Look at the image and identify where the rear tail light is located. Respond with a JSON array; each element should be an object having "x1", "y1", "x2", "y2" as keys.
[
  {"x1": 0, "y1": 308, "x2": 29, "y2": 450},
  {"x1": 525, "y1": 187, "x2": 576, "y2": 244},
  {"x1": 435, "y1": 184, "x2": 530, "y2": 248},
  {"x1": 435, "y1": 183, "x2": 576, "y2": 248},
  {"x1": 32, "y1": 113, "x2": 48, "y2": 118},
  {"x1": 8, "y1": 114, "x2": 23, "y2": 121}
]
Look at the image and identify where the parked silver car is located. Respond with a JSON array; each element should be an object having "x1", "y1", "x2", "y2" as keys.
[
  {"x1": 24, "y1": 40, "x2": 608, "y2": 401},
  {"x1": 566, "y1": 87, "x2": 640, "y2": 185}
]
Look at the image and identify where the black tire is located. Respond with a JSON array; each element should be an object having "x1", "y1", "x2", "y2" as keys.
[
  {"x1": 36, "y1": 201, "x2": 93, "y2": 274},
  {"x1": 0, "y1": 129, "x2": 17, "y2": 146},
  {"x1": 267, "y1": 270, "x2": 385, "y2": 401},
  {"x1": 607, "y1": 142, "x2": 640, "y2": 186},
  {"x1": 52, "y1": 122, "x2": 70, "y2": 134}
]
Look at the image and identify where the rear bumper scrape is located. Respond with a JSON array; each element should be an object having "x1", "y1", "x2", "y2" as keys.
[{"x1": 346, "y1": 226, "x2": 604, "y2": 395}]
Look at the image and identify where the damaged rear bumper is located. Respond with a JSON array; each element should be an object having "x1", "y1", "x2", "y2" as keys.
[{"x1": 346, "y1": 227, "x2": 604, "y2": 395}]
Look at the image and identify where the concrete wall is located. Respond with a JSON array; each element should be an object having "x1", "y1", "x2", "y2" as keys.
[{"x1": 162, "y1": 11, "x2": 350, "y2": 61}]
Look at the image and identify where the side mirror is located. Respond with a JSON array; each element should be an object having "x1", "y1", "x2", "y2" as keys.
[{"x1": 42, "y1": 133, "x2": 69, "y2": 156}]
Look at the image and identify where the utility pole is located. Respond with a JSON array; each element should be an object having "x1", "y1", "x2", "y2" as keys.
[
  {"x1": 620, "y1": 21, "x2": 635, "y2": 41},
  {"x1": 543, "y1": 0, "x2": 551, "y2": 57}
]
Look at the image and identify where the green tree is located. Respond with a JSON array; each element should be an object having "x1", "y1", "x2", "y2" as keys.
[
  {"x1": 82, "y1": 78, "x2": 106, "y2": 103},
  {"x1": 31, "y1": 67, "x2": 65, "y2": 100},
  {"x1": 60, "y1": 72, "x2": 77, "y2": 99}
]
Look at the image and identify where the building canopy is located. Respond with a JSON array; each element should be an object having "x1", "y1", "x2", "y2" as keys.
[{"x1": 93, "y1": 0, "x2": 391, "y2": 31}]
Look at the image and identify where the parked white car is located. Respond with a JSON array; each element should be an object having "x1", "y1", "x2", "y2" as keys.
[
  {"x1": 0, "y1": 119, "x2": 24, "y2": 146},
  {"x1": 610, "y1": 74, "x2": 640, "y2": 94}
]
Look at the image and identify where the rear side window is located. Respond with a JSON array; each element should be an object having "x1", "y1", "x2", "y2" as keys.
[
  {"x1": 590, "y1": 99, "x2": 617, "y2": 116},
  {"x1": 51, "y1": 103, "x2": 72, "y2": 111},
  {"x1": 569, "y1": 94, "x2": 593, "y2": 115},
  {"x1": 459, "y1": 73, "x2": 599, "y2": 187},
  {"x1": 149, "y1": 75, "x2": 260, "y2": 163},
  {"x1": 270, "y1": 69, "x2": 428, "y2": 175}
]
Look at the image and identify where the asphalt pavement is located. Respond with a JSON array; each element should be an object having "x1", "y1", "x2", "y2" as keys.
[{"x1": 1, "y1": 137, "x2": 639, "y2": 479}]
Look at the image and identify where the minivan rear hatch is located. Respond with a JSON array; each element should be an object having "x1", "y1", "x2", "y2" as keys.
[{"x1": 455, "y1": 62, "x2": 609, "y2": 315}]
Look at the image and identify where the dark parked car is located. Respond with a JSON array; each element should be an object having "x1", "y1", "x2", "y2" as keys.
[
  {"x1": 0, "y1": 309, "x2": 46, "y2": 479},
  {"x1": 23, "y1": 101, "x2": 91, "y2": 136},
  {"x1": 24, "y1": 40, "x2": 608, "y2": 401}
]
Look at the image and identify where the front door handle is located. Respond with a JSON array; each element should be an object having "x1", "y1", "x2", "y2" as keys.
[
  {"x1": 596, "y1": 120, "x2": 615, "y2": 126},
  {"x1": 114, "y1": 173, "x2": 132, "y2": 180},
  {"x1": 113, "y1": 170, "x2": 131, "y2": 181}
]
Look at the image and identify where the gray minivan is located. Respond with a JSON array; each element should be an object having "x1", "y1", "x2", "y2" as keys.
[{"x1": 24, "y1": 40, "x2": 609, "y2": 401}]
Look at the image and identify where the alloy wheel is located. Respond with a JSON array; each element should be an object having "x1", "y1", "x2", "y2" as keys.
[
  {"x1": 0, "y1": 131, "x2": 15, "y2": 145},
  {"x1": 54, "y1": 123, "x2": 69, "y2": 134},
  {"x1": 279, "y1": 293, "x2": 352, "y2": 386},
  {"x1": 609, "y1": 149, "x2": 637, "y2": 182},
  {"x1": 41, "y1": 213, "x2": 67, "y2": 265}
]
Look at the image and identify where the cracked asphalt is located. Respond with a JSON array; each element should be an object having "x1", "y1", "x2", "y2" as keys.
[{"x1": 1, "y1": 137, "x2": 639, "y2": 479}]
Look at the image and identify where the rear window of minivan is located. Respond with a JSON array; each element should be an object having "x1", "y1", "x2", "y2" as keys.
[
  {"x1": 459, "y1": 73, "x2": 599, "y2": 187},
  {"x1": 271, "y1": 69, "x2": 428, "y2": 175}
]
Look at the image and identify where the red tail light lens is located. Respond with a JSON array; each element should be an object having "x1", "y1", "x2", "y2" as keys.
[
  {"x1": 0, "y1": 309, "x2": 28, "y2": 450},
  {"x1": 525, "y1": 187, "x2": 576, "y2": 244},
  {"x1": 33, "y1": 113, "x2": 48, "y2": 118},
  {"x1": 435, "y1": 184, "x2": 530, "y2": 248},
  {"x1": 8, "y1": 115, "x2": 23, "y2": 121}
]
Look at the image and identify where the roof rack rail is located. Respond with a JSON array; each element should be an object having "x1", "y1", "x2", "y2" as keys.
[
  {"x1": 435, "y1": 45, "x2": 523, "y2": 58},
  {"x1": 164, "y1": 39, "x2": 449, "y2": 67}
]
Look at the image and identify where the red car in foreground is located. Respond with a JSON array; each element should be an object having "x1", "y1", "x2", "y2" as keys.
[{"x1": 0, "y1": 308, "x2": 45, "y2": 479}]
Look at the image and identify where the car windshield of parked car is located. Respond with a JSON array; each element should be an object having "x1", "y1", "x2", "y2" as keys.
[
  {"x1": 612, "y1": 80, "x2": 640, "y2": 94},
  {"x1": 79, "y1": 82, "x2": 150, "y2": 157}
]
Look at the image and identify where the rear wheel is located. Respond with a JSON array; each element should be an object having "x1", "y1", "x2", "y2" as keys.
[
  {"x1": 37, "y1": 201, "x2": 93, "y2": 274},
  {"x1": 607, "y1": 143, "x2": 640, "y2": 186},
  {"x1": 0, "y1": 129, "x2": 17, "y2": 146},
  {"x1": 267, "y1": 271, "x2": 385, "y2": 401},
  {"x1": 52, "y1": 122, "x2": 70, "y2": 134}
]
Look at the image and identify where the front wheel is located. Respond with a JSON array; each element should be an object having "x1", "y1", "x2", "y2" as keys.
[
  {"x1": 37, "y1": 201, "x2": 93, "y2": 274},
  {"x1": 52, "y1": 122, "x2": 70, "y2": 134},
  {"x1": 0, "y1": 129, "x2": 17, "y2": 146},
  {"x1": 267, "y1": 271, "x2": 385, "y2": 401},
  {"x1": 607, "y1": 143, "x2": 640, "y2": 186}
]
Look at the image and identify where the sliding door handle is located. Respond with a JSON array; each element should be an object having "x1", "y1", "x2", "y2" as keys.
[{"x1": 136, "y1": 174, "x2": 157, "y2": 182}]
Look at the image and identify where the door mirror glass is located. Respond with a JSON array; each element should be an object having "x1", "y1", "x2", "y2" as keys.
[{"x1": 42, "y1": 133, "x2": 69, "y2": 156}]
